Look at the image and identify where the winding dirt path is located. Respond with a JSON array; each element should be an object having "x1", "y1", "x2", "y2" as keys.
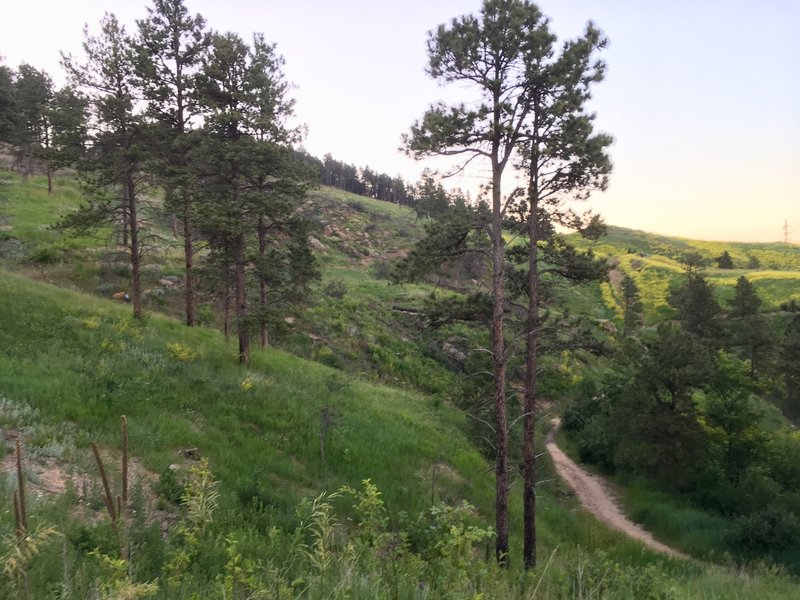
[{"x1": 545, "y1": 418, "x2": 687, "y2": 559}]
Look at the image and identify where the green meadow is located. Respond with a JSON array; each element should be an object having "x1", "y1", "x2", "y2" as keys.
[{"x1": 1, "y1": 171, "x2": 800, "y2": 596}]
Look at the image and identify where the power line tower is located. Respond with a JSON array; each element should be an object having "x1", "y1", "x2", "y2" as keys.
[{"x1": 784, "y1": 219, "x2": 791, "y2": 243}]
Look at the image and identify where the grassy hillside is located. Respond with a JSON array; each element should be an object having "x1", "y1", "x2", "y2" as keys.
[
  {"x1": 3, "y1": 171, "x2": 800, "y2": 596},
  {"x1": 570, "y1": 225, "x2": 800, "y2": 323},
  {"x1": 2, "y1": 271, "x2": 800, "y2": 597}
]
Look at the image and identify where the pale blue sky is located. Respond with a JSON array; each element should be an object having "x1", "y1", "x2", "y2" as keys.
[{"x1": 1, "y1": 0, "x2": 798, "y2": 242}]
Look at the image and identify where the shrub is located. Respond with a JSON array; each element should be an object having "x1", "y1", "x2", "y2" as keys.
[
  {"x1": 323, "y1": 278, "x2": 347, "y2": 299},
  {"x1": 728, "y1": 508, "x2": 800, "y2": 559}
]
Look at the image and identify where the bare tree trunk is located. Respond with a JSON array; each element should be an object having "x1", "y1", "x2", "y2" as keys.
[
  {"x1": 523, "y1": 144, "x2": 540, "y2": 569},
  {"x1": 127, "y1": 177, "x2": 142, "y2": 319},
  {"x1": 257, "y1": 218, "x2": 268, "y2": 348},
  {"x1": 234, "y1": 231, "x2": 249, "y2": 365},
  {"x1": 490, "y1": 159, "x2": 509, "y2": 567},
  {"x1": 183, "y1": 201, "x2": 195, "y2": 327},
  {"x1": 46, "y1": 164, "x2": 52, "y2": 194},
  {"x1": 223, "y1": 283, "x2": 231, "y2": 339}
]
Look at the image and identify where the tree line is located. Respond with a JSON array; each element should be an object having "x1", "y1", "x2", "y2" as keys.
[
  {"x1": 299, "y1": 151, "x2": 473, "y2": 219},
  {"x1": 1, "y1": 1, "x2": 324, "y2": 366},
  {"x1": 0, "y1": 6, "x2": 476, "y2": 363},
  {"x1": 564, "y1": 256, "x2": 800, "y2": 569}
]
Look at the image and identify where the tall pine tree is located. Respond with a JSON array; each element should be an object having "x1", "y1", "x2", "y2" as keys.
[
  {"x1": 194, "y1": 32, "x2": 311, "y2": 364},
  {"x1": 62, "y1": 13, "x2": 147, "y2": 318},
  {"x1": 136, "y1": 0, "x2": 210, "y2": 326},
  {"x1": 405, "y1": 0, "x2": 555, "y2": 563},
  {"x1": 513, "y1": 16, "x2": 612, "y2": 567}
]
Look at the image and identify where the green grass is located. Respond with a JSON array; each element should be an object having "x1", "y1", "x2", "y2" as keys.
[
  {"x1": 0, "y1": 169, "x2": 108, "y2": 249},
  {"x1": 574, "y1": 226, "x2": 800, "y2": 321},
  {"x1": 2, "y1": 271, "x2": 799, "y2": 596},
  {"x1": 617, "y1": 476, "x2": 734, "y2": 559},
  {"x1": 0, "y1": 269, "x2": 488, "y2": 518},
  {"x1": 3, "y1": 173, "x2": 800, "y2": 596}
]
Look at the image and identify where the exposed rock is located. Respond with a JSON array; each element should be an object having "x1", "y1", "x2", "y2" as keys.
[
  {"x1": 180, "y1": 447, "x2": 200, "y2": 460},
  {"x1": 341, "y1": 244, "x2": 363, "y2": 259},
  {"x1": 442, "y1": 342, "x2": 466, "y2": 363},
  {"x1": 158, "y1": 278, "x2": 175, "y2": 287},
  {"x1": 308, "y1": 236, "x2": 327, "y2": 251},
  {"x1": 597, "y1": 319, "x2": 617, "y2": 334}
]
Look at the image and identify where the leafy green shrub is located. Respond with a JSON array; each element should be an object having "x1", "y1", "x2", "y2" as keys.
[
  {"x1": 26, "y1": 245, "x2": 62, "y2": 268},
  {"x1": 346, "y1": 200, "x2": 365, "y2": 212},
  {"x1": 370, "y1": 258, "x2": 394, "y2": 280},
  {"x1": 322, "y1": 278, "x2": 347, "y2": 299},
  {"x1": 728, "y1": 508, "x2": 800, "y2": 559},
  {"x1": 155, "y1": 467, "x2": 185, "y2": 507}
]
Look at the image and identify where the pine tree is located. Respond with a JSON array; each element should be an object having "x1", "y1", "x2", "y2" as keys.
[
  {"x1": 621, "y1": 274, "x2": 644, "y2": 337},
  {"x1": 668, "y1": 272, "x2": 722, "y2": 347},
  {"x1": 12, "y1": 64, "x2": 53, "y2": 185},
  {"x1": 136, "y1": 0, "x2": 211, "y2": 326},
  {"x1": 61, "y1": 13, "x2": 147, "y2": 318},
  {"x1": 412, "y1": 169, "x2": 451, "y2": 220},
  {"x1": 715, "y1": 250, "x2": 735, "y2": 269},
  {"x1": 404, "y1": 0, "x2": 610, "y2": 566},
  {"x1": 781, "y1": 314, "x2": 800, "y2": 420},
  {"x1": 612, "y1": 323, "x2": 712, "y2": 486},
  {"x1": 726, "y1": 276, "x2": 773, "y2": 378},
  {"x1": 729, "y1": 275, "x2": 761, "y2": 318},
  {"x1": 0, "y1": 62, "x2": 17, "y2": 143},
  {"x1": 405, "y1": 0, "x2": 556, "y2": 563},
  {"x1": 513, "y1": 16, "x2": 612, "y2": 567},
  {"x1": 46, "y1": 86, "x2": 89, "y2": 171},
  {"x1": 193, "y1": 32, "x2": 311, "y2": 364}
]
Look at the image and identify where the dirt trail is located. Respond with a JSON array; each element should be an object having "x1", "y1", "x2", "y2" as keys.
[{"x1": 545, "y1": 418, "x2": 687, "y2": 559}]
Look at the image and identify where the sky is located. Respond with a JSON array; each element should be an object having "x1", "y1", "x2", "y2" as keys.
[{"x1": 1, "y1": 0, "x2": 798, "y2": 243}]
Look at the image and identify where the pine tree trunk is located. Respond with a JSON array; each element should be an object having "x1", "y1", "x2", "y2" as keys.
[
  {"x1": 223, "y1": 283, "x2": 231, "y2": 339},
  {"x1": 490, "y1": 159, "x2": 509, "y2": 567},
  {"x1": 523, "y1": 152, "x2": 540, "y2": 569},
  {"x1": 46, "y1": 164, "x2": 53, "y2": 194},
  {"x1": 127, "y1": 178, "x2": 142, "y2": 320},
  {"x1": 183, "y1": 201, "x2": 195, "y2": 327},
  {"x1": 234, "y1": 231, "x2": 249, "y2": 365},
  {"x1": 122, "y1": 202, "x2": 129, "y2": 248},
  {"x1": 258, "y1": 218, "x2": 268, "y2": 348}
]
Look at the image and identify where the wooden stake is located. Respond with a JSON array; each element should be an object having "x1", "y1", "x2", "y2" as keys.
[
  {"x1": 13, "y1": 490, "x2": 23, "y2": 540},
  {"x1": 121, "y1": 415, "x2": 128, "y2": 508},
  {"x1": 92, "y1": 442, "x2": 117, "y2": 524},
  {"x1": 15, "y1": 440, "x2": 27, "y2": 533}
]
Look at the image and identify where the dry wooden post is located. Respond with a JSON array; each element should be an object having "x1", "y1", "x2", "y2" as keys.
[
  {"x1": 15, "y1": 440, "x2": 27, "y2": 534},
  {"x1": 91, "y1": 442, "x2": 117, "y2": 524},
  {"x1": 121, "y1": 415, "x2": 128, "y2": 508},
  {"x1": 13, "y1": 491, "x2": 24, "y2": 540}
]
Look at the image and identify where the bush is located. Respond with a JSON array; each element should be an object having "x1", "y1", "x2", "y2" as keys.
[
  {"x1": 728, "y1": 508, "x2": 800, "y2": 558},
  {"x1": 323, "y1": 278, "x2": 347, "y2": 299}
]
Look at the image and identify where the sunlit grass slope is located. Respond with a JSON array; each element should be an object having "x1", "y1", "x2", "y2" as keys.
[
  {"x1": 0, "y1": 269, "x2": 491, "y2": 520},
  {"x1": 3, "y1": 272, "x2": 799, "y2": 597},
  {"x1": 571, "y1": 226, "x2": 800, "y2": 323}
]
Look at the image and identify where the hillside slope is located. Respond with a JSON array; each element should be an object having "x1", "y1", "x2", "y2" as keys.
[
  {"x1": 570, "y1": 225, "x2": 800, "y2": 323},
  {"x1": 3, "y1": 171, "x2": 800, "y2": 596},
  {"x1": 3, "y1": 271, "x2": 800, "y2": 597}
]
